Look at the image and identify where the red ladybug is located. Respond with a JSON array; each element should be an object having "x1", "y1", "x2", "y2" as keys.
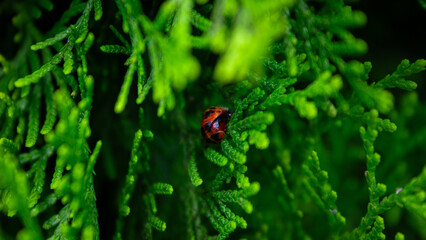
[{"x1": 201, "y1": 107, "x2": 231, "y2": 144}]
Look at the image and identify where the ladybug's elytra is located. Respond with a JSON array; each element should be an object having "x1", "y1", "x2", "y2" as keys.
[{"x1": 201, "y1": 107, "x2": 231, "y2": 144}]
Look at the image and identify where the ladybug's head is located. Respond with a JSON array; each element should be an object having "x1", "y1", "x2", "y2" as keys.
[
  {"x1": 225, "y1": 110, "x2": 231, "y2": 120},
  {"x1": 219, "y1": 107, "x2": 231, "y2": 118},
  {"x1": 215, "y1": 107, "x2": 231, "y2": 119}
]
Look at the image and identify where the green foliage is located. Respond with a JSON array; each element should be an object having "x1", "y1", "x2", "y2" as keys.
[
  {"x1": 374, "y1": 59, "x2": 426, "y2": 90},
  {"x1": 188, "y1": 155, "x2": 203, "y2": 186},
  {"x1": 1, "y1": 0, "x2": 425, "y2": 239}
]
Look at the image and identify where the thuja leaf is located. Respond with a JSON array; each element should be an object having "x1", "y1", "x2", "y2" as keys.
[
  {"x1": 40, "y1": 77, "x2": 57, "y2": 135},
  {"x1": 36, "y1": 0, "x2": 53, "y2": 11},
  {"x1": 365, "y1": 216, "x2": 386, "y2": 240},
  {"x1": 136, "y1": 75, "x2": 153, "y2": 105},
  {"x1": 188, "y1": 155, "x2": 203, "y2": 186},
  {"x1": 212, "y1": 190, "x2": 242, "y2": 202},
  {"x1": 100, "y1": 45, "x2": 131, "y2": 55},
  {"x1": 210, "y1": 167, "x2": 233, "y2": 192},
  {"x1": 0, "y1": 153, "x2": 43, "y2": 239},
  {"x1": 28, "y1": 153, "x2": 49, "y2": 208},
  {"x1": 395, "y1": 232, "x2": 405, "y2": 240},
  {"x1": 0, "y1": 138, "x2": 18, "y2": 153},
  {"x1": 303, "y1": 151, "x2": 346, "y2": 230},
  {"x1": 221, "y1": 140, "x2": 246, "y2": 165},
  {"x1": 30, "y1": 27, "x2": 72, "y2": 51},
  {"x1": 204, "y1": 148, "x2": 228, "y2": 167},
  {"x1": 0, "y1": 92, "x2": 15, "y2": 118},
  {"x1": 135, "y1": 53, "x2": 146, "y2": 104},
  {"x1": 330, "y1": 31, "x2": 368, "y2": 56},
  {"x1": 152, "y1": 183, "x2": 174, "y2": 195},
  {"x1": 206, "y1": 199, "x2": 237, "y2": 237},
  {"x1": 31, "y1": 193, "x2": 59, "y2": 217},
  {"x1": 62, "y1": 38, "x2": 75, "y2": 75},
  {"x1": 246, "y1": 130, "x2": 270, "y2": 149},
  {"x1": 15, "y1": 53, "x2": 63, "y2": 88},
  {"x1": 118, "y1": 130, "x2": 142, "y2": 215},
  {"x1": 375, "y1": 59, "x2": 426, "y2": 90},
  {"x1": 83, "y1": 35, "x2": 95, "y2": 56},
  {"x1": 217, "y1": 201, "x2": 247, "y2": 229},
  {"x1": 316, "y1": 6, "x2": 367, "y2": 29},
  {"x1": 149, "y1": 215, "x2": 166, "y2": 232},
  {"x1": 43, "y1": 204, "x2": 70, "y2": 230},
  {"x1": 191, "y1": 10, "x2": 212, "y2": 31},
  {"x1": 94, "y1": 0, "x2": 103, "y2": 21},
  {"x1": 343, "y1": 61, "x2": 395, "y2": 114},
  {"x1": 115, "y1": 60, "x2": 136, "y2": 113},
  {"x1": 302, "y1": 71, "x2": 343, "y2": 97},
  {"x1": 25, "y1": 84, "x2": 42, "y2": 148},
  {"x1": 231, "y1": 111, "x2": 274, "y2": 132},
  {"x1": 232, "y1": 87, "x2": 265, "y2": 121}
]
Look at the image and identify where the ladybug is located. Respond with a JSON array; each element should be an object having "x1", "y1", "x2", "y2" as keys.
[{"x1": 201, "y1": 107, "x2": 231, "y2": 144}]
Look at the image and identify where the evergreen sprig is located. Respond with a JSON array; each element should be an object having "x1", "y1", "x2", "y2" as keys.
[
  {"x1": 374, "y1": 59, "x2": 426, "y2": 90},
  {"x1": 303, "y1": 151, "x2": 346, "y2": 232},
  {"x1": 105, "y1": 0, "x2": 200, "y2": 116},
  {"x1": 1, "y1": 0, "x2": 102, "y2": 238},
  {"x1": 115, "y1": 127, "x2": 174, "y2": 239}
]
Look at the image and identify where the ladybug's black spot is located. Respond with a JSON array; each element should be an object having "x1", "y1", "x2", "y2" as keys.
[
  {"x1": 201, "y1": 127, "x2": 206, "y2": 138},
  {"x1": 210, "y1": 133, "x2": 220, "y2": 142},
  {"x1": 204, "y1": 121, "x2": 212, "y2": 132},
  {"x1": 216, "y1": 113, "x2": 231, "y2": 128},
  {"x1": 204, "y1": 110, "x2": 214, "y2": 119},
  {"x1": 209, "y1": 107, "x2": 216, "y2": 110},
  {"x1": 216, "y1": 116, "x2": 223, "y2": 126}
]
